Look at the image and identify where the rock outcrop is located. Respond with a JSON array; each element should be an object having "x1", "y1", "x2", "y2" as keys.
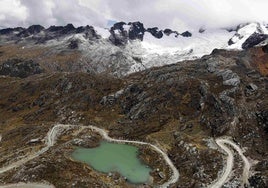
[
  {"x1": 147, "y1": 27, "x2": 163, "y2": 39},
  {"x1": 17, "y1": 25, "x2": 45, "y2": 37},
  {"x1": 242, "y1": 33, "x2": 268, "y2": 49},
  {"x1": 0, "y1": 58, "x2": 44, "y2": 78}
]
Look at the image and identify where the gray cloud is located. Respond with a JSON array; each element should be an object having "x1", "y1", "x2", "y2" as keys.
[
  {"x1": 1, "y1": 0, "x2": 268, "y2": 30},
  {"x1": 0, "y1": 0, "x2": 27, "y2": 28},
  {"x1": 20, "y1": 0, "x2": 56, "y2": 26},
  {"x1": 97, "y1": 0, "x2": 268, "y2": 31},
  {"x1": 20, "y1": 0, "x2": 107, "y2": 27}
]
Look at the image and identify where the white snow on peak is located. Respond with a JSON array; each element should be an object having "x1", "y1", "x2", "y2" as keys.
[
  {"x1": 141, "y1": 29, "x2": 234, "y2": 58},
  {"x1": 114, "y1": 29, "x2": 120, "y2": 35},
  {"x1": 123, "y1": 24, "x2": 131, "y2": 31},
  {"x1": 38, "y1": 22, "x2": 268, "y2": 76},
  {"x1": 228, "y1": 23, "x2": 268, "y2": 49},
  {"x1": 94, "y1": 26, "x2": 110, "y2": 38}
]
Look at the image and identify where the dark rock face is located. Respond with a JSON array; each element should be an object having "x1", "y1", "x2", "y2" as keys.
[
  {"x1": 76, "y1": 25, "x2": 98, "y2": 36},
  {"x1": 163, "y1": 28, "x2": 179, "y2": 37},
  {"x1": 68, "y1": 40, "x2": 79, "y2": 49},
  {"x1": 163, "y1": 29, "x2": 173, "y2": 36},
  {"x1": 128, "y1": 22, "x2": 146, "y2": 40},
  {"x1": 147, "y1": 27, "x2": 163, "y2": 39},
  {"x1": 109, "y1": 21, "x2": 148, "y2": 45},
  {"x1": 181, "y1": 31, "x2": 192, "y2": 37},
  {"x1": 109, "y1": 30, "x2": 128, "y2": 46},
  {"x1": 107, "y1": 21, "x2": 190, "y2": 45},
  {"x1": 27, "y1": 25, "x2": 44, "y2": 33},
  {"x1": 61, "y1": 24, "x2": 76, "y2": 34},
  {"x1": 43, "y1": 24, "x2": 77, "y2": 41},
  {"x1": 242, "y1": 33, "x2": 268, "y2": 49},
  {"x1": 0, "y1": 58, "x2": 44, "y2": 78},
  {"x1": 228, "y1": 23, "x2": 268, "y2": 47},
  {"x1": 0, "y1": 27, "x2": 24, "y2": 35},
  {"x1": 75, "y1": 26, "x2": 86, "y2": 33},
  {"x1": 0, "y1": 28, "x2": 14, "y2": 35},
  {"x1": 109, "y1": 34, "x2": 127, "y2": 46},
  {"x1": 0, "y1": 21, "x2": 195, "y2": 47},
  {"x1": 163, "y1": 29, "x2": 172, "y2": 35},
  {"x1": 47, "y1": 24, "x2": 76, "y2": 35},
  {"x1": 36, "y1": 24, "x2": 99, "y2": 44},
  {"x1": 82, "y1": 26, "x2": 100, "y2": 39},
  {"x1": 228, "y1": 38, "x2": 235, "y2": 45},
  {"x1": 46, "y1": 25, "x2": 64, "y2": 32},
  {"x1": 0, "y1": 24, "x2": 96, "y2": 44},
  {"x1": 17, "y1": 25, "x2": 45, "y2": 37},
  {"x1": 109, "y1": 22, "x2": 128, "y2": 45},
  {"x1": 113, "y1": 22, "x2": 126, "y2": 31},
  {"x1": 68, "y1": 25, "x2": 101, "y2": 49}
]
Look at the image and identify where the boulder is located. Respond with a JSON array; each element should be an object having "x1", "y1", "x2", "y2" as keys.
[{"x1": 245, "y1": 83, "x2": 258, "y2": 96}]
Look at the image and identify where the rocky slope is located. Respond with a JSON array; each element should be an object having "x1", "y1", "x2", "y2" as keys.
[{"x1": 0, "y1": 32, "x2": 267, "y2": 187}]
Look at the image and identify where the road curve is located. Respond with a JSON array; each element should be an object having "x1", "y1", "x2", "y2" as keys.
[
  {"x1": 221, "y1": 139, "x2": 250, "y2": 186},
  {"x1": 209, "y1": 138, "x2": 250, "y2": 188},
  {"x1": 0, "y1": 124, "x2": 179, "y2": 188},
  {"x1": 0, "y1": 124, "x2": 73, "y2": 174},
  {"x1": 84, "y1": 125, "x2": 179, "y2": 188},
  {"x1": 0, "y1": 182, "x2": 54, "y2": 188}
]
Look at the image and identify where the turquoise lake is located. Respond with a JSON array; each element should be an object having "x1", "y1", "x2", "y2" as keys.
[{"x1": 71, "y1": 141, "x2": 152, "y2": 184}]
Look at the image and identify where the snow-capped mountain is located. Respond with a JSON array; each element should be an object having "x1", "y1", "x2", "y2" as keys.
[
  {"x1": 0, "y1": 22, "x2": 267, "y2": 77},
  {"x1": 228, "y1": 22, "x2": 268, "y2": 49}
]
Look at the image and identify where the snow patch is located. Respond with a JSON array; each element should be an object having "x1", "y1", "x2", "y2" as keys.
[
  {"x1": 95, "y1": 26, "x2": 110, "y2": 39},
  {"x1": 37, "y1": 22, "x2": 268, "y2": 76},
  {"x1": 228, "y1": 23, "x2": 268, "y2": 49},
  {"x1": 123, "y1": 24, "x2": 131, "y2": 31}
]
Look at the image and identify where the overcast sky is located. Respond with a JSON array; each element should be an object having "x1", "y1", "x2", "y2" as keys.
[{"x1": 0, "y1": 0, "x2": 268, "y2": 31}]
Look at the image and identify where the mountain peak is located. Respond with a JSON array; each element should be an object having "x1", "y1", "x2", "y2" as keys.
[
  {"x1": 0, "y1": 21, "x2": 268, "y2": 76},
  {"x1": 228, "y1": 22, "x2": 268, "y2": 49}
]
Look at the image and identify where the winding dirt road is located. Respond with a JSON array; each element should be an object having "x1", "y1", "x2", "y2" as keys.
[
  {"x1": 84, "y1": 125, "x2": 179, "y2": 188},
  {"x1": 0, "y1": 124, "x2": 179, "y2": 188},
  {"x1": 0, "y1": 124, "x2": 251, "y2": 188},
  {"x1": 0, "y1": 124, "x2": 73, "y2": 174},
  {"x1": 0, "y1": 125, "x2": 70, "y2": 188},
  {"x1": 209, "y1": 138, "x2": 251, "y2": 188},
  {"x1": 0, "y1": 183, "x2": 54, "y2": 188}
]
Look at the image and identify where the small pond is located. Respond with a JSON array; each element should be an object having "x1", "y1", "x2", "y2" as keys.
[{"x1": 71, "y1": 141, "x2": 152, "y2": 184}]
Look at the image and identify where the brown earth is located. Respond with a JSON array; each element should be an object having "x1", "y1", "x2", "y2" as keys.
[{"x1": 0, "y1": 44, "x2": 268, "y2": 187}]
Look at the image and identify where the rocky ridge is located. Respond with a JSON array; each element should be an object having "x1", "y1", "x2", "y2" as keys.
[{"x1": 0, "y1": 22, "x2": 268, "y2": 77}]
